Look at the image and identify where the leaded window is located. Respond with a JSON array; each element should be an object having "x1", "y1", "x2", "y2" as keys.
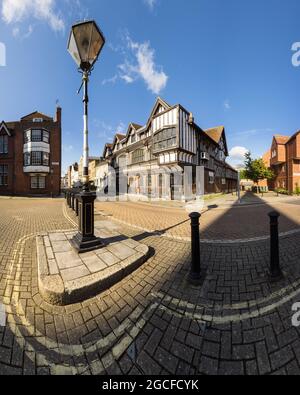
[
  {"x1": 132, "y1": 149, "x2": 144, "y2": 164},
  {"x1": 153, "y1": 128, "x2": 177, "y2": 152},
  {"x1": 31, "y1": 176, "x2": 46, "y2": 189},
  {"x1": 24, "y1": 152, "x2": 50, "y2": 167}
]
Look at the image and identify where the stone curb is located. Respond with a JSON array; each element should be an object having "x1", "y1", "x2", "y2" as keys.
[{"x1": 37, "y1": 235, "x2": 150, "y2": 306}]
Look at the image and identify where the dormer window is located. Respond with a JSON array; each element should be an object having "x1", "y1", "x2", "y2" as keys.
[
  {"x1": 131, "y1": 134, "x2": 136, "y2": 144},
  {"x1": 33, "y1": 118, "x2": 44, "y2": 123},
  {"x1": 0, "y1": 135, "x2": 8, "y2": 154}
]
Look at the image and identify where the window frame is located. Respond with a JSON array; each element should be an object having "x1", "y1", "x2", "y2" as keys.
[
  {"x1": 153, "y1": 127, "x2": 177, "y2": 153},
  {"x1": 30, "y1": 175, "x2": 46, "y2": 190},
  {"x1": 24, "y1": 152, "x2": 50, "y2": 167},
  {"x1": 24, "y1": 129, "x2": 50, "y2": 144},
  {"x1": 0, "y1": 135, "x2": 8, "y2": 154},
  {"x1": 0, "y1": 164, "x2": 8, "y2": 186},
  {"x1": 132, "y1": 149, "x2": 145, "y2": 165}
]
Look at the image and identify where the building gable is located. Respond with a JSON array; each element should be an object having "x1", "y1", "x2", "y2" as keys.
[
  {"x1": 0, "y1": 121, "x2": 11, "y2": 136},
  {"x1": 21, "y1": 111, "x2": 52, "y2": 122},
  {"x1": 147, "y1": 97, "x2": 171, "y2": 124}
]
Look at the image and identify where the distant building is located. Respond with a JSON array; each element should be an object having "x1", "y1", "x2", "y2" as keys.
[
  {"x1": 0, "y1": 107, "x2": 62, "y2": 196},
  {"x1": 66, "y1": 162, "x2": 79, "y2": 188},
  {"x1": 264, "y1": 132, "x2": 300, "y2": 193},
  {"x1": 78, "y1": 156, "x2": 102, "y2": 187}
]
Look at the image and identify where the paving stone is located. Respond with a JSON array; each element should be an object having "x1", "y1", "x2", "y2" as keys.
[
  {"x1": 61, "y1": 265, "x2": 90, "y2": 282},
  {"x1": 51, "y1": 241, "x2": 72, "y2": 253},
  {"x1": 82, "y1": 255, "x2": 107, "y2": 274},
  {"x1": 100, "y1": 251, "x2": 120, "y2": 266},
  {"x1": 55, "y1": 251, "x2": 83, "y2": 270},
  {"x1": 107, "y1": 244, "x2": 135, "y2": 260}
]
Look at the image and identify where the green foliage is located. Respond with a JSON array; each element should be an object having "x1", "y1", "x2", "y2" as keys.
[
  {"x1": 243, "y1": 152, "x2": 274, "y2": 184},
  {"x1": 275, "y1": 188, "x2": 289, "y2": 195},
  {"x1": 294, "y1": 185, "x2": 300, "y2": 196}
]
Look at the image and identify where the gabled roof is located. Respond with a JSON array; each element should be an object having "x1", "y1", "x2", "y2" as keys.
[
  {"x1": 115, "y1": 134, "x2": 126, "y2": 141},
  {"x1": 21, "y1": 111, "x2": 52, "y2": 121},
  {"x1": 0, "y1": 121, "x2": 11, "y2": 136},
  {"x1": 287, "y1": 130, "x2": 300, "y2": 143},
  {"x1": 203, "y1": 126, "x2": 224, "y2": 144},
  {"x1": 273, "y1": 135, "x2": 290, "y2": 145},
  {"x1": 102, "y1": 143, "x2": 113, "y2": 158},
  {"x1": 123, "y1": 123, "x2": 143, "y2": 144},
  {"x1": 203, "y1": 126, "x2": 229, "y2": 156},
  {"x1": 131, "y1": 123, "x2": 142, "y2": 131}
]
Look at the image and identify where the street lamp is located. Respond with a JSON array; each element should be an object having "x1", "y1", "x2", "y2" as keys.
[{"x1": 67, "y1": 20, "x2": 105, "y2": 253}]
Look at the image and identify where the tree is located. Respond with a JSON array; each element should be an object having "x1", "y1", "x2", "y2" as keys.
[{"x1": 243, "y1": 152, "x2": 274, "y2": 193}]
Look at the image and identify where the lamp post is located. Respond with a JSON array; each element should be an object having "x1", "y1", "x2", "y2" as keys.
[{"x1": 67, "y1": 20, "x2": 105, "y2": 253}]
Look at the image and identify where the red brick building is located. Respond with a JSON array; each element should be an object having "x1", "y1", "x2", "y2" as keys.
[
  {"x1": 262, "y1": 132, "x2": 300, "y2": 194},
  {"x1": 0, "y1": 107, "x2": 62, "y2": 196}
]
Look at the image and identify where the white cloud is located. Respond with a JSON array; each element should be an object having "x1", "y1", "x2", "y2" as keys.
[
  {"x1": 120, "y1": 37, "x2": 168, "y2": 94},
  {"x1": 1, "y1": 0, "x2": 65, "y2": 32},
  {"x1": 94, "y1": 119, "x2": 125, "y2": 141},
  {"x1": 223, "y1": 99, "x2": 231, "y2": 110},
  {"x1": 12, "y1": 24, "x2": 33, "y2": 39},
  {"x1": 144, "y1": 0, "x2": 157, "y2": 10},
  {"x1": 239, "y1": 128, "x2": 274, "y2": 137},
  {"x1": 103, "y1": 33, "x2": 168, "y2": 94},
  {"x1": 101, "y1": 74, "x2": 118, "y2": 86},
  {"x1": 229, "y1": 146, "x2": 249, "y2": 162}
]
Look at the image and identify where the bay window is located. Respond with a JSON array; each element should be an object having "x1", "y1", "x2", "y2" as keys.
[
  {"x1": 24, "y1": 129, "x2": 50, "y2": 143},
  {"x1": 153, "y1": 128, "x2": 177, "y2": 152},
  {"x1": 24, "y1": 152, "x2": 50, "y2": 167}
]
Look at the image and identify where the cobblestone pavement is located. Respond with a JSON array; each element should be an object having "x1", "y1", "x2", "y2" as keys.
[
  {"x1": 1, "y1": 198, "x2": 300, "y2": 375},
  {"x1": 96, "y1": 196, "x2": 300, "y2": 241}
]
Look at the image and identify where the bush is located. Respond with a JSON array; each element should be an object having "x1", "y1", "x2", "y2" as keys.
[
  {"x1": 275, "y1": 188, "x2": 289, "y2": 195},
  {"x1": 294, "y1": 186, "x2": 300, "y2": 196}
]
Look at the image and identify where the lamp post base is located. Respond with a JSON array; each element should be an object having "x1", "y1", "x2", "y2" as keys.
[
  {"x1": 71, "y1": 190, "x2": 105, "y2": 254},
  {"x1": 71, "y1": 233, "x2": 105, "y2": 254}
]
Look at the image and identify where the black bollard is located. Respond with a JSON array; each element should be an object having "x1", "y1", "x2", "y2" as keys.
[
  {"x1": 71, "y1": 191, "x2": 75, "y2": 211},
  {"x1": 67, "y1": 191, "x2": 72, "y2": 208},
  {"x1": 268, "y1": 211, "x2": 283, "y2": 281},
  {"x1": 75, "y1": 196, "x2": 79, "y2": 217},
  {"x1": 189, "y1": 212, "x2": 202, "y2": 284}
]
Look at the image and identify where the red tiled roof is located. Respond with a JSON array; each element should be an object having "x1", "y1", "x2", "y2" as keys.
[{"x1": 274, "y1": 135, "x2": 290, "y2": 145}]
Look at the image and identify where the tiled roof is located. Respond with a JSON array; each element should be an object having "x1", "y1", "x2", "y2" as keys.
[
  {"x1": 116, "y1": 134, "x2": 126, "y2": 141},
  {"x1": 203, "y1": 126, "x2": 224, "y2": 144},
  {"x1": 274, "y1": 135, "x2": 290, "y2": 145},
  {"x1": 131, "y1": 123, "x2": 142, "y2": 130}
]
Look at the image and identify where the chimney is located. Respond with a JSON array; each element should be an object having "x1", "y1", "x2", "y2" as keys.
[
  {"x1": 188, "y1": 112, "x2": 194, "y2": 125},
  {"x1": 55, "y1": 106, "x2": 62, "y2": 124}
]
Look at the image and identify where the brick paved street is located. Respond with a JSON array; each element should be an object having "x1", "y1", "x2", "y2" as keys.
[
  {"x1": 96, "y1": 195, "x2": 300, "y2": 241},
  {"x1": 1, "y1": 197, "x2": 300, "y2": 375}
]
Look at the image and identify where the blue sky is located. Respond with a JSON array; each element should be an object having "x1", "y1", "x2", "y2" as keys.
[{"x1": 1, "y1": 0, "x2": 300, "y2": 173}]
